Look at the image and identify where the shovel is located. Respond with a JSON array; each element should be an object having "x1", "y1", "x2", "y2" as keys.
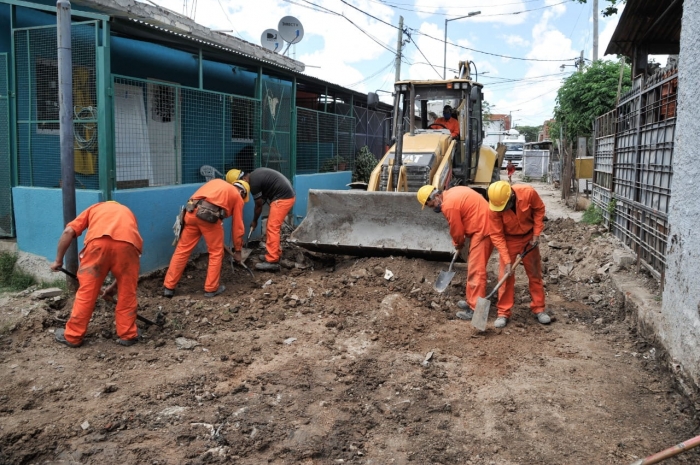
[
  {"x1": 471, "y1": 242, "x2": 539, "y2": 331},
  {"x1": 56, "y1": 267, "x2": 165, "y2": 327},
  {"x1": 224, "y1": 246, "x2": 255, "y2": 279},
  {"x1": 241, "y1": 227, "x2": 254, "y2": 263},
  {"x1": 433, "y1": 250, "x2": 459, "y2": 293}
]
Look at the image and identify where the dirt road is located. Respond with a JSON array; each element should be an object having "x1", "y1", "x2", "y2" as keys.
[{"x1": 1, "y1": 181, "x2": 698, "y2": 464}]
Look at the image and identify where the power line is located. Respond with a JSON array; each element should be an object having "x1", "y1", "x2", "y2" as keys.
[
  {"x1": 371, "y1": 0, "x2": 544, "y2": 8},
  {"x1": 404, "y1": 30, "x2": 442, "y2": 79},
  {"x1": 347, "y1": 60, "x2": 396, "y2": 87},
  {"x1": 216, "y1": 0, "x2": 243, "y2": 39},
  {"x1": 363, "y1": 0, "x2": 573, "y2": 18}
]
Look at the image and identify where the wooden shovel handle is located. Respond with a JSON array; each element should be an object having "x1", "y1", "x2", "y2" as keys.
[{"x1": 486, "y1": 253, "x2": 523, "y2": 299}]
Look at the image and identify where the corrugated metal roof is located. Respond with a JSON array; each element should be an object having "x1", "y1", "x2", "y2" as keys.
[{"x1": 605, "y1": 0, "x2": 683, "y2": 57}]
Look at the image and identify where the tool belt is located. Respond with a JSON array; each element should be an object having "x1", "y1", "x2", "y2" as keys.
[{"x1": 186, "y1": 199, "x2": 224, "y2": 223}]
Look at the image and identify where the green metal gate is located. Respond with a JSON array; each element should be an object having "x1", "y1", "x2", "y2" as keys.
[{"x1": 0, "y1": 53, "x2": 12, "y2": 237}]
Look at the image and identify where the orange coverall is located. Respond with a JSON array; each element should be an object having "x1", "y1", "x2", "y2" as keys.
[
  {"x1": 164, "y1": 179, "x2": 245, "y2": 292},
  {"x1": 441, "y1": 186, "x2": 493, "y2": 310},
  {"x1": 432, "y1": 116, "x2": 460, "y2": 139},
  {"x1": 265, "y1": 197, "x2": 295, "y2": 263},
  {"x1": 489, "y1": 184, "x2": 546, "y2": 318},
  {"x1": 64, "y1": 202, "x2": 143, "y2": 345}
]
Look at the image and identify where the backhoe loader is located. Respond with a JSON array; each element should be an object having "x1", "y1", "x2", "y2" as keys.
[{"x1": 290, "y1": 62, "x2": 502, "y2": 259}]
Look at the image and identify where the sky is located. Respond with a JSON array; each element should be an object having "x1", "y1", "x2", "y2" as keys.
[{"x1": 146, "y1": 0, "x2": 628, "y2": 128}]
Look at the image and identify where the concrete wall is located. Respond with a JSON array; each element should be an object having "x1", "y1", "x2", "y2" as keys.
[
  {"x1": 292, "y1": 171, "x2": 351, "y2": 225},
  {"x1": 661, "y1": 0, "x2": 700, "y2": 390}
]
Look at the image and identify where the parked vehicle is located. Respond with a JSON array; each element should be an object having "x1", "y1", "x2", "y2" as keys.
[{"x1": 500, "y1": 130, "x2": 526, "y2": 169}]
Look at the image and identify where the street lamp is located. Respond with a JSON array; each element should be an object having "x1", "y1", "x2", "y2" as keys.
[
  {"x1": 444, "y1": 11, "x2": 481, "y2": 79},
  {"x1": 509, "y1": 109, "x2": 521, "y2": 130}
]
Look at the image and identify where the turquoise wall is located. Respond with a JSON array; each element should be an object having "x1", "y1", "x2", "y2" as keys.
[{"x1": 292, "y1": 171, "x2": 351, "y2": 225}]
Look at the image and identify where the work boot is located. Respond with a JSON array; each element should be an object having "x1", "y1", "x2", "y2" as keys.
[
  {"x1": 494, "y1": 317, "x2": 509, "y2": 328},
  {"x1": 258, "y1": 254, "x2": 268, "y2": 262},
  {"x1": 54, "y1": 328, "x2": 82, "y2": 348},
  {"x1": 117, "y1": 328, "x2": 142, "y2": 347},
  {"x1": 455, "y1": 300, "x2": 474, "y2": 320},
  {"x1": 163, "y1": 287, "x2": 174, "y2": 298},
  {"x1": 204, "y1": 285, "x2": 226, "y2": 298},
  {"x1": 255, "y1": 262, "x2": 281, "y2": 272},
  {"x1": 535, "y1": 312, "x2": 551, "y2": 324}
]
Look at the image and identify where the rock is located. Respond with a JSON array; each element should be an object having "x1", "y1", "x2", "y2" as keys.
[
  {"x1": 593, "y1": 318, "x2": 604, "y2": 325},
  {"x1": 430, "y1": 301, "x2": 441, "y2": 311},
  {"x1": 280, "y1": 259, "x2": 296, "y2": 269},
  {"x1": 81, "y1": 421, "x2": 90, "y2": 430},
  {"x1": 372, "y1": 266, "x2": 384, "y2": 276},
  {"x1": 558, "y1": 264, "x2": 574, "y2": 276},
  {"x1": 613, "y1": 250, "x2": 635, "y2": 267},
  {"x1": 283, "y1": 337, "x2": 297, "y2": 345},
  {"x1": 31, "y1": 288, "x2": 63, "y2": 299},
  {"x1": 548, "y1": 274, "x2": 559, "y2": 284},
  {"x1": 262, "y1": 279, "x2": 273, "y2": 288},
  {"x1": 589, "y1": 294, "x2": 604, "y2": 304},
  {"x1": 175, "y1": 337, "x2": 200, "y2": 350},
  {"x1": 384, "y1": 269, "x2": 394, "y2": 280},
  {"x1": 422, "y1": 351, "x2": 434, "y2": 367},
  {"x1": 548, "y1": 241, "x2": 571, "y2": 250},
  {"x1": 591, "y1": 274, "x2": 601, "y2": 283},
  {"x1": 597, "y1": 263, "x2": 613, "y2": 275},
  {"x1": 103, "y1": 383, "x2": 118, "y2": 394},
  {"x1": 350, "y1": 268, "x2": 368, "y2": 279}
]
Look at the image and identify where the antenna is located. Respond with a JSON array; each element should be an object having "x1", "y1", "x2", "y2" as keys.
[
  {"x1": 260, "y1": 29, "x2": 284, "y2": 53},
  {"x1": 278, "y1": 16, "x2": 304, "y2": 55}
]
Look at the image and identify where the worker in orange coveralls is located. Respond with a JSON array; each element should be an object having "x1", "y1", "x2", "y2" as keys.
[
  {"x1": 163, "y1": 178, "x2": 249, "y2": 298},
  {"x1": 488, "y1": 181, "x2": 551, "y2": 329},
  {"x1": 430, "y1": 105, "x2": 460, "y2": 139},
  {"x1": 51, "y1": 201, "x2": 143, "y2": 348},
  {"x1": 417, "y1": 185, "x2": 493, "y2": 320},
  {"x1": 227, "y1": 167, "x2": 295, "y2": 272}
]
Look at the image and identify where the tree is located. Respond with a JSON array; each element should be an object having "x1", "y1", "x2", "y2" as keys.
[
  {"x1": 575, "y1": 0, "x2": 624, "y2": 17},
  {"x1": 552, "y1": 60, "x2": 631, "y2": 141},
  {"x1": 516, "y1": 125, "x2": 542, "y2": 143}
]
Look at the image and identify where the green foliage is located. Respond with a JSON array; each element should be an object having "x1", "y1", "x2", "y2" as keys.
[
  {"x1": 607, "y1": 198, "x2": 617, "y2": 222},
  {"x1": 0, "y1": 251, "x2": 37, "y2": 291},
  {"x1": 482, "y1": 100, "x2": 493, "y2": 126},
  {"x1": 522, "y1": 175, "x2": 532, "y2": 183},
  {"x1": 320, "y1": 156, "x2": 349, "y2": 173},
  {"x1": 581, "y1": 204, "x2": 604, "y2": 225},
  {"x1": 352, "y1": 146, "x2": 377, "y2": 183},
  {"x1": 517, "y1": 125, "x2": 543, "y2": 143},
  {"x1": 575, "y1": 0, "x2": 624, "y2": 16},
  {"x1": 553, "y1": 60, "x2": 631, "y2": 141}
]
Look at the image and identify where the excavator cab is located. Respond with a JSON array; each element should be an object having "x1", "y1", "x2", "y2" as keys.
[{"x1": 290, "y1": 62, "x2": 499, "y2": 259}]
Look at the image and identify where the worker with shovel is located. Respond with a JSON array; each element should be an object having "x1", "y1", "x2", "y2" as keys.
[
  {"x1": 163, "y1": 178, "x2": 250, "y2": 298},
  {"x1": 50, "y1": 201, "x2": 143, "y2": 347},
  {"x1": 226, "y1": 168, "x2": 295, "y2": 272},
  {"x1": 417, "y1": 185, "x2": 493, "y2": 320},
  {"x1": 488, "y1": 181, "x2": 550, "y2": 328}
]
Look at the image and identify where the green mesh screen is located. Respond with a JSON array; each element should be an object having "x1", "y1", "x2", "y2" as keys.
[
  {"x1": 113, "y1": 76, "x2": 260, "y2": 188},
  {"x1": 296, "y1": 107, "x2": 355, "y2": 175},
  {"x1": 14, "y1": 22, "x2": 99, "y2": 189},
  {"x1": 0, "y1": 53, "x2": 12, "y2": 237}
]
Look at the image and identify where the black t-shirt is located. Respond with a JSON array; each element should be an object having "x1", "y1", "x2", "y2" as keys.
[{"x1": 248, "y1": 168, "x2": 295, "y2": 202}]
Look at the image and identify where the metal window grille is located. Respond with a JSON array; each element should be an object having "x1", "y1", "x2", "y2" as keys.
[
  {"x1": 261, "y1": 78, "x2": 292, "y2": 179},
  {"x1": 296, "y1": 107, "x2": 355, "y2": 174},
  {"x1": 14, "y1": 22, "x2": 99, "y2": 189},
  {"x1": 113, "y1": 76, "x2": 260, "y2": 188},
  {"x1": 592, "y1": 68, "x2": 677, "y2": 279},
  {"x1": 0, "y1": 53, "x2": 12, "y2": 237},
  {"x1": 354, "y1": 106, "x2": 390, "y2": 159}
]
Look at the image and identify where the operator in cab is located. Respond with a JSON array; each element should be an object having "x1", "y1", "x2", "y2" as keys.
[{"x1": 430, "y1": 105, "x2": 460, "y2": 139}]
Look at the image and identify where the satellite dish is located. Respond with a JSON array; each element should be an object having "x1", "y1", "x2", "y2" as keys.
[
  {"x1": 260, "y1": 29, "x2": 284, "y2": 52},
  {"x1": 278, "y1": 16, "x2": 304, "y2": 45}
]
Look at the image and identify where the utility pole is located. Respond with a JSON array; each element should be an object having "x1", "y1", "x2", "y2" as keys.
[
  {"x1": 592, "y1": 0, "x2": 598, "y2": 61},
  {"x1": 579, "y1": 50, "x2": 584, "y2": 73},
  {"x1": 57, "y1": 0, "x2": 78, "y2": 290},
  {"x1": 395, "y1": 16, "x2": 403, "y2": 82}
]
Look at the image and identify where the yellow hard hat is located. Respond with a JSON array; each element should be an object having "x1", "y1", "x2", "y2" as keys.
[
  {"x1": 488, "y1": 181, "x2": 512, "y2": 212},
  {"x1": 417, "y1": 185, "x2": 436, "y2": 210},
  {"x1": 233, "y1": 180, "x2": 250, "y2": 203},
  {"x1": 226, "y1": 169, "x2": 243, "y2": 184}
]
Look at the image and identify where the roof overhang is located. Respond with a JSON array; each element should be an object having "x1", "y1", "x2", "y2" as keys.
[{"x1": 605, "y1": 0, "x2": 682, "y2": 57}]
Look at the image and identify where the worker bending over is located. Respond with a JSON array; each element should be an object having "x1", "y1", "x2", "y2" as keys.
[
  {"x1": 51, "y1": 201, "x2": 143, "y2": 347},
  {"x1": 163, "y1": 178, "x2": 249, "y2": 298},
  {"x1": 488, "y1": 181, "x2": 551, "y2": 328},
  {"x1": 418, "y1": 185, "x2": 493, "y2": 320},
  {"x1": 227, "y1": 167, "x2": 295, "y2": 272}
]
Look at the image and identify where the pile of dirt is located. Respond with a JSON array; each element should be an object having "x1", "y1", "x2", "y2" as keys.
[{"x1": 0, "y1": 219, "x2": 695, "y2": 464}]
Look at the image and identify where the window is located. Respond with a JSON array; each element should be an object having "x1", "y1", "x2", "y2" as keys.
[
  {"x1": 36, "y1": 59, "x2": 59, "y2": 133},
  {"x1": 151, "y1": 84, "x2": 175, "y2": 123},
  {"x1": 231, "y1": 97, "x2": 254, "y2": 141}
]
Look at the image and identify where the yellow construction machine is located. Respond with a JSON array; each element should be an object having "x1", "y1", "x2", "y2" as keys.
[{"x1": 290, "y1": 62, "x2": 501, "y2": 259}]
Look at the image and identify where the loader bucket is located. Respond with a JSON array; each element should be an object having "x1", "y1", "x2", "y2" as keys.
[{"x1": 289, "y1": 190, "x2": 454, "y2": 260}]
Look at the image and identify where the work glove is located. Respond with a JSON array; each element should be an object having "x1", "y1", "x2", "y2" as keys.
[{"x1": 250, "y1": 220, "x2": 258, "y2": 231}]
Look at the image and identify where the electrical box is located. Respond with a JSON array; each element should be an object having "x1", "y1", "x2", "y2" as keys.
[{"x1": 575, "y1": 157, "x2": 594, "y2": 179}]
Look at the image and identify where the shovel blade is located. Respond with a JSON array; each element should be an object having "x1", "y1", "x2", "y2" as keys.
[
  {"x1": 471, "y1": 297, "x2": 490, "y2": 331},
  {"x1": 433, "y1": 270, "x2": 456, "y2": 293},
  {"x1": 241, "y1": 248, "x2": 252, "y2": 263}
]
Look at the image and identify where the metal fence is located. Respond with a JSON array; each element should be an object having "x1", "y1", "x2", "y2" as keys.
[
  {"x1": 0, "y1": 53, "x2": 11, "y2": 237},
  {"x1": 113, "y1": 76, "x2": 260, "y2": 188},
  {"x1": 354, "y1": 106, "x2": 389, "y2": 160},
  {"x1": 592, "y1": 67, "x2": 677, "y2": 278},
  {"x1": 14, "y1": 22, "x2": 99, "y2": 189},
  {"x1": 522, "y1": 150, "x2": 549, "y2": 179},
  {"x1": 296, "y1": 107, "x2": 355, "y2": 175}
]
